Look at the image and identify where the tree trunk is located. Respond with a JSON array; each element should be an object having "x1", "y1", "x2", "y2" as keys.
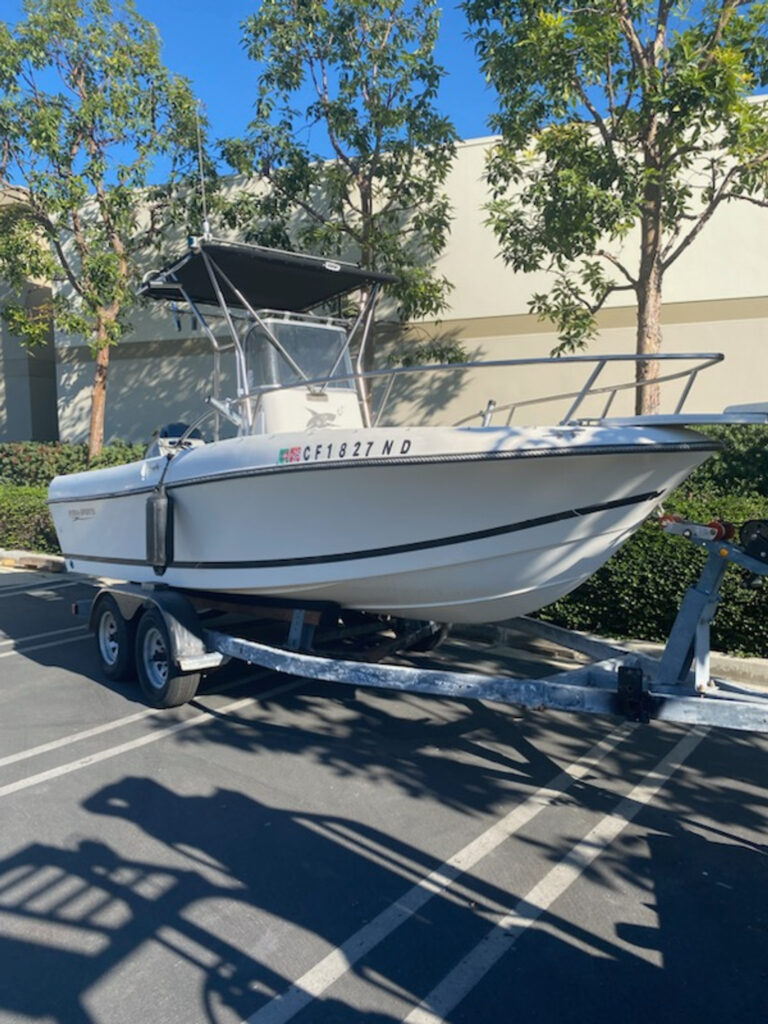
[
  {"x1": 635, "y1": 139, "x2": 664, "y2": 415},
  {"x1": 635, "y1": 262, "x2": 663, "y2": 414},
  {"x1": 88, "y1": 340, "x2": 110, "y2": 462}
]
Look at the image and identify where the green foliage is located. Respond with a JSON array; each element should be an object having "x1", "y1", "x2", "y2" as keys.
[
  {"x1": 463, "y1": 1, "x2": 768, "y2": 354},
  {"x1": 0, "y1": 486, "x2": 59, "y2": 554},
  {"x1": 682, "y1": 424, "x2": 768, "y2": 496},
  {"x1": 221, "y1": 0, "x2": 457, "y2": 325},
  {"x1": 541, "y1": 426, "x2": 768, "y2": 656},
  {"x1": 390, "y1": 337, "x2": 467, "y2": 367},
  {"x1": 0, "y1": 440, "x2": 145, "y2": 488},
  {"x1": 0, "y1": 0, "x2": 207, "y2": 455}
]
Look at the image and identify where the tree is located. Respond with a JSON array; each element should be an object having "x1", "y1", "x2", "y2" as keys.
[
  {"x1": 463, "y1": 0, "x2": 768, "y2": 412},
  {"x1": 222, "y1": 0, "x2": 457, "y2": 369},
  {"x1": 0, "y1": 0, "x2": 202, "y2": 458}
]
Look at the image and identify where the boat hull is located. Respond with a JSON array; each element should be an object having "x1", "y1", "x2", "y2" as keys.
[{"x1": 48, "y1": 425, "x2": 717, "y2": 623}]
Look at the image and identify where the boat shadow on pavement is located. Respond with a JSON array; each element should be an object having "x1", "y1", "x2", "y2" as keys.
[{"x1": 0, "y1": 692, "x2": 765, "y2": 1022}]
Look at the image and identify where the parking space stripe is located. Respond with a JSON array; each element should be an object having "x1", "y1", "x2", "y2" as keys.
[
  {"x1": 0, "y1": 624, "x2": 88, "y2": 648},
  {"x1": 0, "y1": 632, "x2": 90, "y2": 659},
  {"x1": 0, "y1": 707, "x2": 162, "y2": 769},
  {"x1": 403, "y1": 727, "x2": 708, "y2": 1024},
  {"x1": 0, "y1": 681, "x2": 300, "y2": 800},
  {"x1": 242, "y1": 722, "x2": 635, "y2": 1024},
  {"x1": 0, "y1": 668, "x2": 275, "y2": 769},
  {"x1": 0, "y1": 579, "x2": 84, "y2": 598}
]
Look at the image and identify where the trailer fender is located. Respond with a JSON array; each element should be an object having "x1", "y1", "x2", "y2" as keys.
[{"x1": 89, "y1": 586, "x2": 225, "y2": 673}]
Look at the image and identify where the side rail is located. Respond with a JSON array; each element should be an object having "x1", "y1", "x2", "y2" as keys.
[{"x1": 236, "y1": 352, "x2": 724, "y2": 430}]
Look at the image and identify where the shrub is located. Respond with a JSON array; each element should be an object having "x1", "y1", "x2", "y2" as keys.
[
  {"x1": 682, "y1": 424, "x2": 768, "y2": 497},
  {"x1": 539, "y1": 493, "x2": 768, "y2": 657},
  {"x1": 540, "y1": 425, "x2": 768, "y2": 657},
  {"x1": 0, "y1": 440, "x2": 145, "y2": 488},
  {"x1": 0, "y1": 486, "x2": 59, "y2": 554}
]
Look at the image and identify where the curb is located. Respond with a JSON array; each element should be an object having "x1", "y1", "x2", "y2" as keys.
[
  {"x1": 0, "y1": 549, "x2": 66, "y2": 573},
  {"x1": 608, "y1": 636, "x2": 768, "y2": 691}
]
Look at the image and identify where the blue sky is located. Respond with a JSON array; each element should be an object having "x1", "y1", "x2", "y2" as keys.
[
  {"x1": 3, "y1": 0, "x2": 495, "y2": 147},
  {"x1": 152, "y1": 1, "x2": 495, "y2": 145},
  {"x1": 3, "y1": 0, "x2": 498, "y2": 187}
]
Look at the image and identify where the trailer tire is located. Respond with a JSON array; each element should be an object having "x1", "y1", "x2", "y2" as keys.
[
  {"x1": 94, "y1": 594, "x2": 137, "y2": 682},
  {"x1": 135, "y1": 607, "x2": 200, "y2": 707}
]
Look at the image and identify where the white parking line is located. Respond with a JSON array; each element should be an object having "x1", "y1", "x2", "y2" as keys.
[
  {"x1": 0, "y1": 579, "x2": 84, "y2": 598},
  {"x1": 403, "y1": 727, "x2": 708, "y2": 1024},
  {"x1": 241, "y1": 722, "x2": 635, "y2": 1024},
  {"x1": 0, "y1": 706, "x2": 162, "y2": 770},
  {"x1": 0, "y1": 680, "x2": 301, "y2": 800},
  {"x1": 0, "y1": 624, "x2": 87, "y2": 648},
  {"x1": 0, "y1": 631, "x2": 89, "y2": 659},
  {"x1": 0, "y1": 668, "x2": 275, "y2": 770}
]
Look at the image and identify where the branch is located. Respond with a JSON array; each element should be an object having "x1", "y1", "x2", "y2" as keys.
[
  {"x1": 572, "y1": 75, "x2": 619, "y2": 166},
  {"x1": 719, "y1": 191, "x2": 768, "y2": 209},
  {"x1": 663, "y1": 150, "x2": 768, "y2": 267},
  {"x1": 596, "y1": 249, "x2": 637, "y2": 287},
  {"x1": 653, "y1": 0, "x2": 675, "y2": 66},
  {"x1": 614, "y1": 0, "x2": 649, "y2": 72},
  {"x1": 575, "y1": 278, "x2": 635, "y2": 315},
  {"x1": 606, "y1": 58, "x2": 616, "y2": 122},
  {"x1": 13, "y1": 199, "x2": 85, "y2": 299},
  {"x1": 661, "y1": 163, "x2": 743, "y2": 267},
  {"x1": 309, "y1": 56, "x2": 354, "y2": 174},
  {"x1": 701, "y1": 1, "x2": 742, "y2": 67}
]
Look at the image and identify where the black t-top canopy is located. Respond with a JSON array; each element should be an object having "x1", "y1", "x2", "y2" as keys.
[{"x1": 140, "y1": 240, "x2": 396, "y2": 312}]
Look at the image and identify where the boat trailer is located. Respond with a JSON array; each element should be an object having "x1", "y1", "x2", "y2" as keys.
[{"x1": 77, "y1": 524, "x2": 768, "y2": 734}]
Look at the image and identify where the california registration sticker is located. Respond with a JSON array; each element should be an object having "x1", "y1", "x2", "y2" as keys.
[{"x1": 278, "y1": 446, "x2": 303, "y2": 464}]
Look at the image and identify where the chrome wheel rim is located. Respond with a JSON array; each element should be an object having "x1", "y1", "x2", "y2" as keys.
[
  {"x1": 143, "y1": 625, "x2": 169, "y2": 690},
  {"x1": 97, "y1": 611, "x2": 120, "y2": 667}
]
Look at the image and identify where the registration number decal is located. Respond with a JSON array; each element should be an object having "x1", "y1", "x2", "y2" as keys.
[{"x1": 278, "y1": 438, "x2": 412, "y2": 465}]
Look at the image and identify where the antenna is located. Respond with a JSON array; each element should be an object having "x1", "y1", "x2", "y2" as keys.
[{"x1": 195, "y1": 102, "x2": 211, "y2": 241}]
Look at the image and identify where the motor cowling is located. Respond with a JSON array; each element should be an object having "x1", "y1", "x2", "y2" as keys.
[{"x1": 145, "y1": 422, "x2": 205, "y2": 460}]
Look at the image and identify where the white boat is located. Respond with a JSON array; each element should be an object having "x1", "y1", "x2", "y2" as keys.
[{"x1": 47, "y1": 240, "x2": 765, "y2": 624}]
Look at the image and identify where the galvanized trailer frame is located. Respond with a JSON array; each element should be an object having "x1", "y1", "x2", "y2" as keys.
[{"x1": 79, "y1": 530, "x2": 768, "y2": 733}]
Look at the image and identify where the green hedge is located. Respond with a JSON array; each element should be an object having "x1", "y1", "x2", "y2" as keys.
[
  {"x1": 539, "y1": 493, "x2": 768, "y2": 656},
  {"x1": 0, "y1": 440, "x2": 145, "y2": 489},
  {"x1": 540, "y1": 425, "x2": 768, "y2": 657},
  {"x1": 0, "y1": 486, "x2": 59, "y2": 555},
  {"x1": 0, "y1": 441, "x2": 144, "y2": 558},
  {"x1": 682, "y1": 424, "x2": 768, "y2": 497}
]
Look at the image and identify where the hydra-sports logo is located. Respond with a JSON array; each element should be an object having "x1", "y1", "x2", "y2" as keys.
[
  {"x1": 278, "y1": 438, "x2": 413, "y2": 464},
  {"x1": 68, "y1": 506, "x2": 96, "y2": 521}
]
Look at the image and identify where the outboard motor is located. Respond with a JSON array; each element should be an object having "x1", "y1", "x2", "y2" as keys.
[{"x1": 145, "y1": 422, "x2": 205, "y2": 459}]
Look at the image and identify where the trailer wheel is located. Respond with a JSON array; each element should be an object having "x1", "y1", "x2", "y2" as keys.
[
  {"x1": 135, "y1": 607, "x2": 201, "y2": 707},
  {"x1": 94, "y1": 594, "x2": 136, "y2": 682}
]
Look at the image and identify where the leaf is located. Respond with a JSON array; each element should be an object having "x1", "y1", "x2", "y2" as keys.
[
  {"x1": 464, "y1": 0, "x2": 768, "y2": 365},
  {"x1": 220, "y1": 0, "x2": 457, "y2": 329}
]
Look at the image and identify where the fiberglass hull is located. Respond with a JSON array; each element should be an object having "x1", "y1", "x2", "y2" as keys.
[{"x1": 48, "y1": 425, "x2": 717, "y2": 624}]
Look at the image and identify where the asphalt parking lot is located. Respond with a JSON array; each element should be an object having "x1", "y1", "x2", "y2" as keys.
[{"x1": 1, "y1": 566, "x2": 767, "y2": 1024}]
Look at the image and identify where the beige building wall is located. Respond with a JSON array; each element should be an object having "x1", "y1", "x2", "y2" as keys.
[
  {"x1": 382, "y1": 137, "x2": 768, "y2": 427},
  {"x1": 53, "y1": 137, "x2": 768, "y2": 441},
  {"x1": 55, "y1": 312, "x2": 239, "y2": 443}
]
